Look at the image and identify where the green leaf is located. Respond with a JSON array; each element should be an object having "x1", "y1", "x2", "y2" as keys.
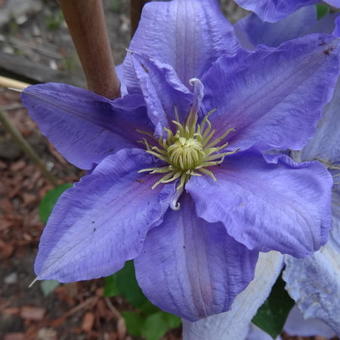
[
  {"x1": 317, "y1": 3, "x2": 330, "y2": 20},
  {"x1": 104, "y1": 261, "x2": 159, "y2": 312},
  {"x1": 117, "y1": 261, "x2": 147, "y2": 308},
  {"x1": 252, "y1": 276, "x2": 294, "y2": 339},
  {"x1": 138, "y1": 301, "x2": 159, "y2": 315},
  {"x1": 40, "y1": 280, "x2": 59, "y2": 296},
  {"x1": 106, "y1": 261, "x2": 149, "y2": 308},
  {"x1": 122, "y1": 311, "x2": 181, "y2": 340},
  {"x1": 162, "y1": 312, "x2": 181, "y2": 329},
  {"x1": 104, "y1": 274, "x2": 120, "y2": 297},
  {"x1": 39, "y1": 184, "x2": 72, "y2": 223},
  {"x1": 122, "y1": 311, "x2": 144, "y2": 337},
  {"x1": 105, "y1": 261, "x2": 181, "y2": 339},
  {"x1": 111, "y1": 0, "x2": 122, "y2": 12},
  {"x1": 142, "y1": 312, "x2": 181, "y2": 340},
  {"x1": 46, "y1": 10, "x2": 64, "y2": 31}
]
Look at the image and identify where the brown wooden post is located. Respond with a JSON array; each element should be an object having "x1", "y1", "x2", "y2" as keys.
[
  {"x1": 130, "y1": 0, "x2": 149, "y2": 37},
  {"x1": 59, "y1": 0, "x2": 120, "y2": 99}
]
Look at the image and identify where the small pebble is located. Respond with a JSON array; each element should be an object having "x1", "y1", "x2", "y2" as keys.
[
  {"x1": 46, "y1": 161, "x2": 54, "y2": 171},
  {"x1": 4, "y1": 272, "x2": 18, "y2": 285},
  {"x1": 32, "y1": 24, "x2": 41, "y2": 37},
  {"x1": 3, "y1": 46, "x2": 14, "y2": 54},
  {"x1": 49, "y1": 59, "x2": 58, "y2": 70},
  {"x1": 15, "y1": 14, "x2": 27, "y2": 25},
  {"x1": 37, "y1": 328, "x2": 57, "y2": 340}
]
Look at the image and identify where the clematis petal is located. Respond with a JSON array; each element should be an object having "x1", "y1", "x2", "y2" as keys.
[
  {"x1": 130, "y1": 53, "x2": 193, "y2": 134},
  {"x1": 203, "y1": 35, "x2": 340, "y2": 153},
  {"x1": 246, "y1": 308, "x2": 335, "y2": 339},
  {"x1": 235, "y1": 6, "x2": 336, "y2": 50},
  {"x1": 115, "y1": 64, "x2": 128, "y2": 96},
  {"x1": 285, "y1": 75, "x2": 340, "y2": 333},
  {"x1": 123, "y1": 0, "x2": 239, "y2": 87},
  {"x1": 327, "y1": 0, "x2": 340, "y2": 7},
  {"x1": 247, "y1": 324, "x2": 281, "y2": 340},
  {"x1": 284, "y1": 306, "x2": 336, "y2": 338},
  {"x1": 187, "y1": 151, "x2": 333, "y2": 257},
  {"x1": 134, "y1": 194, "x2": 258, "y2": 321},
  {"x1": 35, "y1": 148, "x2": 175, "y2": 282},
  {"x1": 183, "y1": 252, "x2": 283, "y2": 339},
  {"x1": 234, "y1": 0, "x2": 318, "y2": 23},
  {"x1": 22, "y1": 83, "x2": 151, "y2": 170},
  {"x1": 301, "y1": 77, "x2": 340, "y2": 164},
  {"x1": 235, "y1": 0, "x2": 340, "y2": 23},
  {"x1": 283, "y1": 191, "x2": 340, "y2": 334}
]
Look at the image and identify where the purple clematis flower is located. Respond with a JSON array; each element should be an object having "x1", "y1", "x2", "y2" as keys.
[
  {"x1": 185, "y1": 8, "x2": 340, "y2": 338},
  {"x1": 246, "y1": 306, "x2": 336, "y2": 339},
  {"x1": 233, "y1": 6, "x2": 340, "y2": 333},
  {"x1": 283, "y1": 306, "x2": 337, "y2": 338},
  {"x1": 234, "y1": 0, "x2": 340, "y2": 23},
  {"x1": 283, "y1": 73, "x2": 340, "y2": 334},
  {"x1": 234, "y1": 5, "x2": 339, "y2": 50},
  {"x1": 22, "y1": 0, "x2": 340, "y2": 321}
]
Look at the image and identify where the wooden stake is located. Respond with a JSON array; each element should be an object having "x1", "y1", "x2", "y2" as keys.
[
  {"x1": 0, "y1": 76, "x2": 29, "y2": 91},
  {"x1": 59, "y1": 0, "x2": 120, "y2": 99},
  {"x1": 130, "y1": 0, "x2": 149, "y2": 37}
]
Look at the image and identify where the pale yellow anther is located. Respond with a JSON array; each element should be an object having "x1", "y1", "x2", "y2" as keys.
[{"x1": 138, "y1": 107, "x2": 238, "y2": 192}]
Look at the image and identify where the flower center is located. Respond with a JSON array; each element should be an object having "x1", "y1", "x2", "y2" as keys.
[
  {"x1": 167, "y1": 137, "x2": 204, "y2": 171},
  {"x1": 138, "y1": 108, "x2": 238, "y2": 191}
]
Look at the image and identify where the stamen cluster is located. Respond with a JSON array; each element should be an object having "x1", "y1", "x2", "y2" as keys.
[{"x1": 139, "y1": 109, "x2": 237, "y2": 190}]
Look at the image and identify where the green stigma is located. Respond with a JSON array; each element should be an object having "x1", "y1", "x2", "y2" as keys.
[{"x1": 138, "y1": 108, "x2": 238, "y2": 191}]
